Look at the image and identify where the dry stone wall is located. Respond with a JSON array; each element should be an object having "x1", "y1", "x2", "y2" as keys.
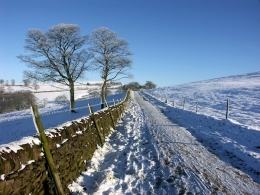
[{"x1": 0, "y1": 90, "x2": 131, "y2": 194}]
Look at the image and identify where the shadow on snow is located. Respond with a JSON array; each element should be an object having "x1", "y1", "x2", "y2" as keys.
[{"x1": 140, "y1": 91, "x2": 260, "y2": 184}]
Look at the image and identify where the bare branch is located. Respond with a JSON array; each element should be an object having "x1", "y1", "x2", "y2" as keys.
[
  {"x1": 88, "y1": 27, "x2": 133, "y2": 106},
  {"x1": 18, "y1": 24, "x2": 92, "y2": 110}
]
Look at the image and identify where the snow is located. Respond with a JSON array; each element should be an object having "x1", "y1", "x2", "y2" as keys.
[
  {"x1": 147, "y1": 72, "x2": 260, "y2": 130},
  {"x1": 68, "y1": 72, "x2": 260, "y2": 194},
  {"x1": 1, "y1": 73, "x2": 260, "y2": 193},
  {"x1": 1, "y1": 174, "x2": 4, "y2": 180},
  {"x1": 18, "y1": 160, "x2": 35, "y2": 172},
  {"x1": 0, "y1": 82, "x2": 125, "y2": 151},
  {"x1": 0, "y1": 136, "x2": 41, "y2": 153}
]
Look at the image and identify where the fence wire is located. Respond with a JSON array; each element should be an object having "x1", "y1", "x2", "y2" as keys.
[
  {"x1": 0, "y1": 99, "x2": 122, "y2": 124},
  {"x1": 144, "y1": 91, "x2": 231, "y2": 120}
]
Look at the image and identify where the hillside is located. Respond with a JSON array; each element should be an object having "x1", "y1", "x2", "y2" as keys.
[
  {"x1": 69, "y1": 90, "x2": 260, "y2": 194},
  {"x1": 147, "y1": 71, "x2": 260, "y2": 130},
  {"x1": 67, "y1": 72, "x2": 260, "y2": 194},
  {"x1": 1, "y1": 72, "x2": 260, "y2": 193},
  {"x1": 0, "y1": 82, "x2": 125, "y2": 145}
]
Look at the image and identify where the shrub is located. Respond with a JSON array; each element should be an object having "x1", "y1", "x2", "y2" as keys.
[
  {"x1": 36, "y1": 98, "x2": 48, "y2": 107},
  {"x1": 0, "y1": 91, "x2": 36, "y2": 113},
  {"x1": 55, "y1": 95, "x2": 69, "y2": 105}
]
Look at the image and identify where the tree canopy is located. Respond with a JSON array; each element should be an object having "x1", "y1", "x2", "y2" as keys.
[
  {"x1": 123, "y1": 81, "x2": 157, "y2": 91},
  {"x1": 124, "y1": 82, "x2": 140, "y2": 91},
  {"x1": 88, "y1": 27, "x2": 133, "y2": 108},
  {"x1": 144, "y1": 81, "x2": 157, "y2": 89},
  {"x1": 18, "y1": 24, "x2": 135, "y2": 111},
  {"x1": 18, "y1": 24, "x2": 92, "y2": 111}
]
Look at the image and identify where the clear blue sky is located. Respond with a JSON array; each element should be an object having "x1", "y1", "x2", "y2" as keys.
[{"x1": 0, "y1": 0, "x2": 259, "y2": 87}]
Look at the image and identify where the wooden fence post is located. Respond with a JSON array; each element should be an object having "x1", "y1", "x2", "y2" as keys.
[
  {"x1": 183, "y1": 99, "x2": 186, "y2": 110},
  {"x1": 88, "y1": 103, "x2": 104, "y2": 146},
  {"x1": 113, "y1": 99, "x2": 116, "y2": 106},
  {"x1": 226, "y1": 99, "x2": 230, "y2": 119},
  {"x1": 119, "y1": 103, "x2": 123, "y2": 116},
  {"x1": 105, "y1": 100, "x2": 116, "y2": 130},
  {"x1": 31, "y1": 105, "x2": 65, "y2": 195}
]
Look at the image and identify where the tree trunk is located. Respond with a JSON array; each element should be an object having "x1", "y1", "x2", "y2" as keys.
[
  {"x1": 101, "y1": 82, "x2": 106, "y2": 109},
  {"x1": 69, "y1": 81, "x2": 75, "y2": 112}
]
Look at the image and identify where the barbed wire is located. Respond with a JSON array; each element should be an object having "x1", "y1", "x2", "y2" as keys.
[
  {"x1": 0, "y1": 99, "x2": 123, "y2": 123},
  {"x1": 0, "y1": 115, "x2": 33, "y2": 123},
  {"x1": 142, "y1": 91, "x2": 229, "y2": 114}
]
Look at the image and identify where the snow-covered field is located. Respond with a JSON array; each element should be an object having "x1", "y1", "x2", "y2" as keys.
[
  {"x1": 1, "y1": 72, "x2": 260, "y2": 194},
  {"x1": 0, "y1": 82, "x2": 125, "y2": 146},
  {"x1": 69, "y1": 91, "x2": 260, "y2": 194},
  {"x1": 68, "y1": 72, "x2": 260, "y2": 194},
  {"x1": 147, "y1": 72, "x2": 260, "y2": 130},
  {"x1": 2, "y1": 81, "x2": 121, "y2": 102}
]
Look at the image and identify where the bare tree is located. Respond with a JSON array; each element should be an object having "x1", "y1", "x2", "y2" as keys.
[
  {"x1": 0, "y1": 86, "x2": 4, "y2": 94},
  {"x1": 33, "y1": 82, "x2": 40, "y2": 91},
  {"x1": 88, "y1": 27, "x2": 133, "y2": 108},
  {"x1": 18, "y1": 24, "x2": 92, "y2": 112},
  {"x1": 0, "y1": 80, "x2": 4, "y2": 94},
  {"x1": 124, "y1": 82, "x2": 140, "y2": 91},
  {"x1": 11, "y1": 79, "x2": 15, "y2": 86},
  {"x1": 0, "y1": 79, "x2": 4, "y2": 86},
  {"x1": 23, "y1": 79, "x2": 31, "y2": 87}
]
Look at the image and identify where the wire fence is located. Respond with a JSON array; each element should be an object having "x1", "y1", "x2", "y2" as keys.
[
  {"x1": 0, "y1": 92, "x2": 127, "y2": 146},
  {"x1": 0, "y1": 96, "x2": 124, "y2": 124},
  {"x1": 144, "y1": 91, "x2": 232, "y2": 120}
]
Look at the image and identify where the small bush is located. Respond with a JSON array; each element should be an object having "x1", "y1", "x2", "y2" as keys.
[
  {"x1": 0, "y1": 91, "x2": 36, "y2": 113},
  {"x1": 88, "y1": 90, "x2": 100, "y2": 98},
  {"x1": 36, "y1": 98, "x2": 48, "y2": 107},
  {"x1": 55, "y1": 95, "x2": 69, "y2": 105}
]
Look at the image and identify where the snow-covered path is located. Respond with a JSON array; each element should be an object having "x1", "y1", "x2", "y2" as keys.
[{"x1": 69, "y1": 91, "x2": 260, "y2": 194}]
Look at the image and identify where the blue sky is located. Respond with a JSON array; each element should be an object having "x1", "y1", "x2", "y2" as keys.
[{"x1": 0, "y1": 0, "x2": 259, "y2": 87}]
